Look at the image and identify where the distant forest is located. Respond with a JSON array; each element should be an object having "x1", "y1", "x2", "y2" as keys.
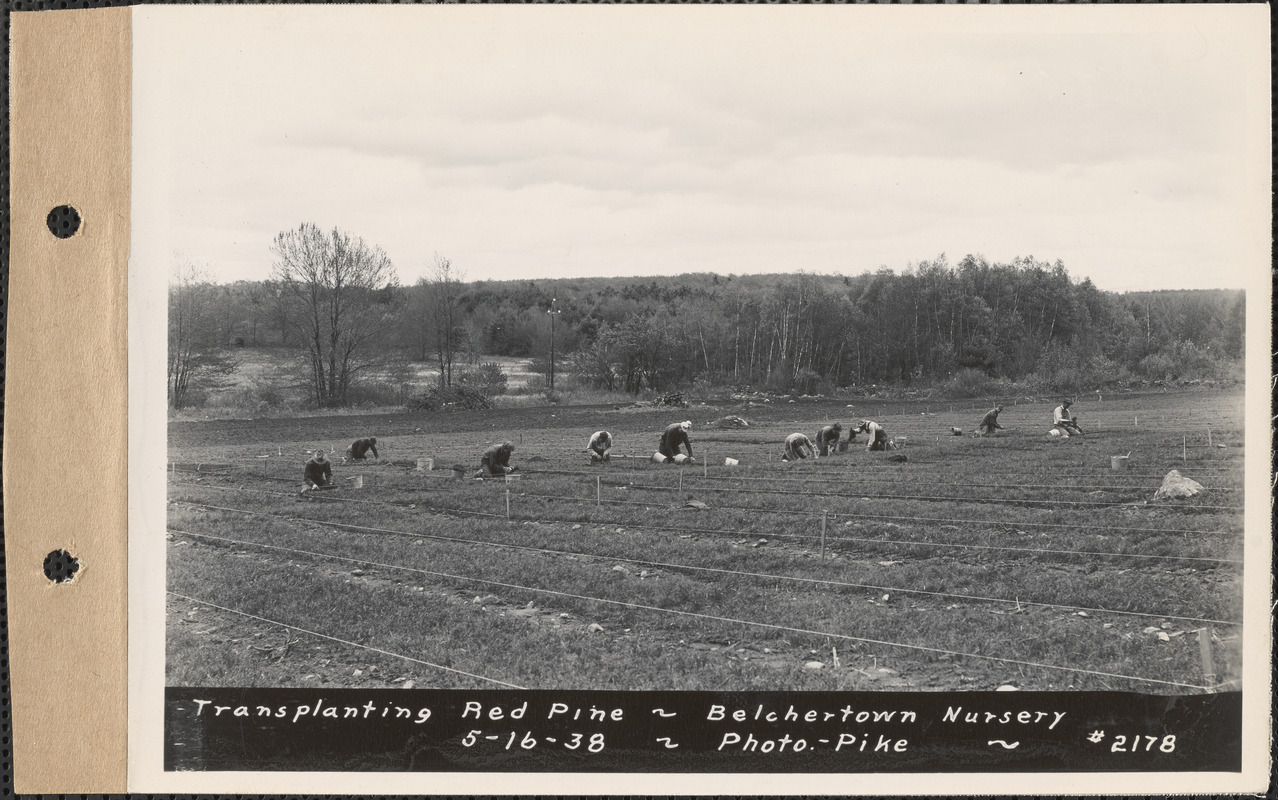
[{"x1": 170, "y1": 244, "x2": 1244, "y2": 409}]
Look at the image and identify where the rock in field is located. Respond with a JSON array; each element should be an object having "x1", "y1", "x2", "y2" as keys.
[{"x1": 1153, "y1": 470, "x2": 1204, "y2": 501}]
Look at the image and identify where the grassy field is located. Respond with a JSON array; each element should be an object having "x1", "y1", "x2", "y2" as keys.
[{"x1": 167, "y1": 389, "x2": 1245, "y2": 693}]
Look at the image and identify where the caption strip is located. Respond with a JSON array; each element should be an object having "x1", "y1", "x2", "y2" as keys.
[{"x1": 166, "y1": 688, "x2": 1239, "y2": 772}]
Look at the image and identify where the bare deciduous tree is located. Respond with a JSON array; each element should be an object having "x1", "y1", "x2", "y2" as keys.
[
  {"x1": 168, "y1": 259, "x2": 238, "y2": 409},
  {"x1": 270, "y1": 223, "x2": 400, "y2": 407},
  {"x1": 424, "y1": 253, "x2": 465, "y2": 387}
]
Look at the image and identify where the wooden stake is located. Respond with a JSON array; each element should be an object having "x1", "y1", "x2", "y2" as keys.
[
  {"x1": 1198, "y1": 628, "x2": 1217, "y2": 687},
  {"x1": 820, "y1": 510, "x2": 827, "y2": 561},
  {"x1": 505, "y1": 488, "x2": 511, "y2": 519},
  {"x1": 1134, "y1": 416, "x2": 1138, "y2": 427},
  {"x1": 678, "y1": 469, "x2": 683, "y2": 493},
  {"x1": 703, "y1": 449, "x2": 708, "y2": 478},
  {"x1": 596, "y1": 475, "x2": 601, "y2": 507},
  {"x1": 1183, "y1": 436, "x2": 1187, "y2": 462},
  {"x1": 1207, "y1": 428, "x2": 1213, "y2": 447}
]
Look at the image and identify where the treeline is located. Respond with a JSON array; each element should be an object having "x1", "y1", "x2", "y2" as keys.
[
  {"x1": 170, "y1": 238, "x2": 1244, "y2": 408},
  {"x1": 464, "y1": 256, "x2": 1244, "y2": 395}
]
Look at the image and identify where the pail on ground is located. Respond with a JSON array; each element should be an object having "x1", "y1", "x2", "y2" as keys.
[
  {"x1": 672, "y1": 454, "x2": 689, "y2": 465},
  {"x1": 836, "y1": 441, "x2": 849, "y2": 453},
  {"x1": 504, "y1": 472, "x2": 522, "y2": 482},
  {"x1": 1111, "y1": 455, "x2": 1129, "y2": 471},
  {"x1": 451, "y1": 467, "x2": 468, "y2": 480},
  {"x1": 652, "y1": 451, "x2": 669, "y2": 464},
  {"x1": 346, "y1": 475, "x2": 363, "y2": 489},
  {"x1": 893, "y1": 436, "x2": 908, "y2": 448},
  {"x1": 724, "y1": 457, "x2": 740, "y2": 466},
  {"x1": 416, "y1": 457, "x2": 434, "y2": 471}
]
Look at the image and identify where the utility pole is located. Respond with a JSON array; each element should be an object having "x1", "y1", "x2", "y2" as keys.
[{"x1": 547, "y1": 298, "x2": 562, "y2": 390}]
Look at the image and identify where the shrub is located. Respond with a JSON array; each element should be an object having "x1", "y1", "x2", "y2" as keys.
[
  {"x1": 790, "y1": 368, "x2": 832, "y2": 396},
  {"x1": 941, "y1": 368, "x2": 995, "y2": 398},
  {"x1": 455, "y1": 362, "x2": 509, "y2": 399},
  {"x1": 346, "y1": 381, "x2": 412, "y2": 408},
  {"x1": 176, "y1": 387, "x2": 208, "y2": 408},
  {"x1": 405, "y1": 386, "x2": 492, "y2": 412}
]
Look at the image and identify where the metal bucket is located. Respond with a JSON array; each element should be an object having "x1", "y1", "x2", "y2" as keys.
[
  {"x1": 346, "y1": 475, "x2": 363, "y2": 489},
  {"x1": 672, "y1": 454, "x2": 689, "y2": 465},
  {"x1": 1111, "y1": 455, "x2": 1129, "y2": 471},
  {"x1": 724, "y1": 457, "x2": 739, "y2": 466},
  {"x1": 416, "y1": 457, "x2": 434, "y2": 471},
  {"x1": 836, "y1": 441, "x2": 849, "y2": 453},
  {"x1": 652, "y1": 451, "x2": 669, "y2": 464}
]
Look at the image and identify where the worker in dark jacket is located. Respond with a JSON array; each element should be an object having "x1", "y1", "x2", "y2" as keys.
[
  {"x1": 302, "y1": 450, "x2": 332, "y2": 492},
  {"x1": 815, "y1": 423, "x2": 842, "y2": 456},
  {"x1": 658, "y1": 421, "x2": 693, "y2": 461},
  {"x1": 477, "y1": 441, "x2": 517, "y2": 477},
  {"x1": 347, "y1": 437, "x2": 379, "y2": 460},
  {"x1": 978, "y1": 406, "x2": 1004, "y2": 435},
  {"x1": 782, "y1": 432, "x2": 816, "y2": 461}
]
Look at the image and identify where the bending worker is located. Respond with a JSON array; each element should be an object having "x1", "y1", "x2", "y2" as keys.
[
  {"x1": 858, "y1": 419, "x2": 891, "y2": 451},
  {"x1": 978, "y1": 405, "x2": 1004, "y2": 435},
  {"x1": 477, "y1": 440, "x2": 517, "y2": 477},
  {"x1": 815, "y1": 423, "x2": 842, "y2": 456},
  {"x1": 1053, "y1": 399, "x2": 1085, "y2": 436},
  {"x1": 587, "y1": 430, "x2": 613, "y2": 463},
  {"x1": 782, "y1": 432, "x2": 815, "y2": 461},
  {"x1": 347, "y1": 436, "x2": 379, "y2": 461},
  {"x1": 658, "y1": 421, "x2": 693, "y2": 463},
  {"x1": 302, "y1": 449, "x2": 332, "y2": 493}
]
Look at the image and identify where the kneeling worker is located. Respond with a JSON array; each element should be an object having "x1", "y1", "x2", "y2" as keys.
[
  {"x1": 978, "y1": 405, "x2": 1004, "y2": 435},
  {"x1": 347, "y1": 436, "x2": 379, "y2": 461},
  {"x1": 1053, "y1": 400, "x2": 1085, "y2": 436},
  {"x1": 782, "y1": 432, "x2": 816, "y2": 461},
  {"x1": 815, "y1": 423, "x2": 842, "y2": 456},
  {"x1": 477, "y1": 440, "x2": 517, "y2": 477},
  {"x1": 658, "y1": 421, "x2": 693, "y2": 463},
  {"x1": 302, "y1": 449, "x2": 332, "y2": 493},
  {"x1": 587, "y1": 430, "x2": 613, "y2": 463},
  {"x1": 858, "y1": 419, "x2": 891, "y2": 451}
]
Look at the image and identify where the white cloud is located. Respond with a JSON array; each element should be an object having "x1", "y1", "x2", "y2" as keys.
[{"x1": 136, "y1": 4, "x2": 1269, "y2": 291}]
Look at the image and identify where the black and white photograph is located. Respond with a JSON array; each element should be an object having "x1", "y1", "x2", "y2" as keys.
[{"x1": 129, "y1": 4, "x2": 1270, "y2": 792}]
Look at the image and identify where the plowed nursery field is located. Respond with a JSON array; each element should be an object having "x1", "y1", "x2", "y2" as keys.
[{"x1": 167, "y1": 390, "x2": 1245, "y2": 693}]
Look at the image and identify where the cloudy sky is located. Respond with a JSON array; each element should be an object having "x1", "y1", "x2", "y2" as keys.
[{"x1": 134, "y1": 5, "x2": 1269, "y2": 292}]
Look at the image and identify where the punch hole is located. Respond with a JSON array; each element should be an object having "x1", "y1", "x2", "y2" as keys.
[
  {"x1": 42, "y1": 549, "x2": 80, "y2": 584},
  {"x1": 46, "y1": 205, "x2": 81, "y2": 239}
]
